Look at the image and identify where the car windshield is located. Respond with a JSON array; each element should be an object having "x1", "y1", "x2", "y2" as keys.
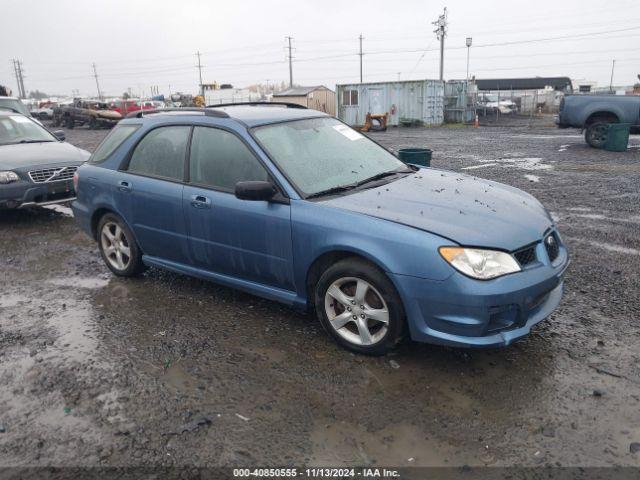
[
  {"x1": 0, "y1": 98, "x2": 30, "y2": 116},
  {"x1": 253, "y1": 117, "x2": 408, "y2": 197},
  {"x1": 0, "y1": 114, "x2": 56, "y2": 145}
]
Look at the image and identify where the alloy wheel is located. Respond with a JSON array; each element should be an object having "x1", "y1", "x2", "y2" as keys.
[
  {"x1": 324, "y1": 276, "x2": 389, "y2": 346},
  {"x1": 100, "y1": 221, "x2": 131, "y2": 271}
]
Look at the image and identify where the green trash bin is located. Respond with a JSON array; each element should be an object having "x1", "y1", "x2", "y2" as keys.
[
  {"x1": 398, "y1": 148, "x2": 432, "y2": 167},
  {"x1": 604, "y1": 123, "x2": 631, "y2": 152}
]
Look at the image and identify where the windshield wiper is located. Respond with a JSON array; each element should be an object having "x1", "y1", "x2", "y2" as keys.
[
  {"x1": 306, "y1": 168, "x2": 413, "y2": 200},
  {"x1": 354, "y1": 168, "x2": 413, "y2": 188},
  {"x1": 306, "y1": 183, "x2": 360, "y2": 199},
  {"x1": 17, "y1": 139, "x2": 54, "y2": 144}
]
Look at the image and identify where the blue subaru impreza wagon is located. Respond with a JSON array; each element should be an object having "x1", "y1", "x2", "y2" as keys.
[{"x1": 72, "y1": 104, "x2": 569, "y2": 355}]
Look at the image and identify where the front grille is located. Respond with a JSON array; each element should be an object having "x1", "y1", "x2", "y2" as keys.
[
  {"x1": 28, "y1": 166, "x2": 78, "y2": 183},
  {"x1": 545, "y1": 232, "x2": 560, "y2": 262},
  {"x1": 513, "y1": 245, "x2": 537, "y2": 267}
]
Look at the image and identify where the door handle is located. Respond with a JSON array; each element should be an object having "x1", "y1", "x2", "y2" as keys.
[
  {"x1": 190, "y1": 194, "x2": 211, "y2": 209},
  {"x1": 117, "y1": 180, "x2": 132, "y2": 192}
]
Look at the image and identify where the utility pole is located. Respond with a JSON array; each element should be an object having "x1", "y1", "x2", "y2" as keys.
[
  {"x1": 13, "y1": 60, "x2": 26, "y2": 99},
  {"x1": 359, "y1": 34, "x2": 364, "y2": 83},
  {"x1": 196, "y1": 51, "x2": 204, "y2": 98},
  {"x1": 12, "y1": 60, "x2": 22, "y2": 98},
  {"x1": 92, "y1": 63, "x2": 102, "y2": 100},
  {"x1": 285, "y1": 36, "x2": 294, "y2": 88},
  {"x1": 17, "y1": 60, "x2": 26, "y2": 99},
  {"x1": 609, "y1": 59, "x2": 616, "y2": 93},
  {"x1": 465, "y1": 37, "x2": 473, "y2": 82},
  {"x1": 432, "y1": 7, "x2": 448, "y2": 82}
]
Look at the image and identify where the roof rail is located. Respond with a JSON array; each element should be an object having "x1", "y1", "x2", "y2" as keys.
[
  {"x1": 125, "y1": 107, "x2": 229, "y2": 119},
  {"x1": 205, "y1": 102, "x2": 308, "y2": 110}
]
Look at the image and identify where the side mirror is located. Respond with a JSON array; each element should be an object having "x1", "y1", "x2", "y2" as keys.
[
  {"x1": 235, "y1": 181, "x2": 277, "y2": 201},
  {"x1": 53, "y1": 130, "x2": 66, "y2": 141}
]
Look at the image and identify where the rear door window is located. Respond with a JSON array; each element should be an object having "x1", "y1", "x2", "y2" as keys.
[{"x1": 127, "y1": 126, "x2": 190, "y2": 181}]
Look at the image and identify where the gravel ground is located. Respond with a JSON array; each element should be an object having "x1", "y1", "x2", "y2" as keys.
[{"x1": 1, "y1": 117, "x2": 639, "y2": 472}]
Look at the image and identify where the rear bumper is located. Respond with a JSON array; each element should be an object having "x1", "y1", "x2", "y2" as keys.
[
  {"x1": 0, "y1": 179, "x2": 76, "y2": 209},
  {"x1": 392, "y1": 243, "x2": 569, "y2": 348},
  {"x1": 71, "y1": 199, "x2": 93, "y2": 237}
]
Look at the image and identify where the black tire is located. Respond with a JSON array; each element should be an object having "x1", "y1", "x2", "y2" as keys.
[
  {"x1": 97, "y1": 213, "x2": 145, "y2": 277},
  {"x1": 314, "y1": 258, "x2": 405, "y2": 355},
  {"x1": 585, "y1": 122, "x2": 609, "y2": 149},
  {"x1": 65, "y1": 116, "x2": 74, "y2": 129},
  {"x1": 88, "y1": 117, "x2": 97, "y2": 129}
]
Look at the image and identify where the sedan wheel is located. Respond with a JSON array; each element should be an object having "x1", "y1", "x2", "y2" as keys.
[
  {"x1": 315, "y1": 258, "x2": 405, "y2": 355},
  {"x1": 101, "y1": 221, "x2": 132, "y2": 271},
  {"x1": 97, "y1": 213, "x2": 144, "y2": 277},
  {"x1": 324, "y1": 277, "x2": 389, "y2": 346}
]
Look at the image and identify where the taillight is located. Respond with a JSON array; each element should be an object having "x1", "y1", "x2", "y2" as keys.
[{"x1": 73, "y1": 171, "x2": 79, "y2": 192}]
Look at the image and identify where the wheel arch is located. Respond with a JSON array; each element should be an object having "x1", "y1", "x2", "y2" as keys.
[
  {"x1": 305, "y1": 249, "x2": 395, "y2": 309},
  {"x1": 585, "y1": 110, "x2": 620, "y2": 126},
  {"x1": 91, "y1": 207, "x2": 138, "y2": 248}
]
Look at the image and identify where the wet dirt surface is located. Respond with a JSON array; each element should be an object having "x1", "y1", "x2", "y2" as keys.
[{"x1": 1, "y1": 118, "x2": 639, "y2": 469}]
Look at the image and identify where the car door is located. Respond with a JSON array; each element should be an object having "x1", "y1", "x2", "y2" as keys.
[
  {"x1": 117, "y1": 125, "x2": 192, "y2": 265},
  {"x1": 183, "y1": 125, "x2": 295, "y2": 290}
]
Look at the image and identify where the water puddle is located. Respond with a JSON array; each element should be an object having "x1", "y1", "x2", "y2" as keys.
[
  {"x1": 461, "y1": 163, "x2": 498, "y2": 170},
  {"x1": 43, "y1": 205, "x2": 74, "y2": 217},
  {"x1": 309, "y1": 421, "x2": 485, "y2": 467},
  {"x1": 0, "y1": 292, "x2": 29, "y2": 308},
  {"x1": 47, "y1": 277, "x2": 110, "y2": 290}
]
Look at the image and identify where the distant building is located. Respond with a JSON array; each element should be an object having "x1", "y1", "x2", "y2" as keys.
[
  {"x1": 336, "y1": 80, "x2": 444, "y2": 127},
  {"x1": 272, "y1": 86, "x2": 336, "y2": 116},
  {"x1": 572, "y1": 79, "x2": 598, "y2": 93},
  {"x1": 475, "y1": 77, "x2": 573, "y2": 93},
  {"x1": 204, "y1": 87, "x2": 261, "y2": 105}
]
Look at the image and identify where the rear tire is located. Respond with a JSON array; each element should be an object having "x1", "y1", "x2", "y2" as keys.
[
  {"x1": 314, "y1": 258, "x2": 405, "y2": 355},
  {"x1": 97, "y1": 213, "x2": 145, "y2": 277},
  {"x1": 585, "y1": 122, "x2": 609, "y2": 149}
]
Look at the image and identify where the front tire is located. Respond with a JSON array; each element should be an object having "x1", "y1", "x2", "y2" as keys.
[
  {"x1": 585, "y1": 122, "x2": 609, "y2": 149},
  {"x1": 315, "y1": 258, "x2": 405, "y2": 355},
  {"x1": 97, "y1": 213, "x2": 144, "y2": 277}
]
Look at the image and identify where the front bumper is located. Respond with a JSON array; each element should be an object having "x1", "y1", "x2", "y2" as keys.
[
  {"x1": 392, "y1": 242, "x2": 569, "y2": 348},
  {"x1": 0, "y1": 179, "x2": 76, "y2": 209}
]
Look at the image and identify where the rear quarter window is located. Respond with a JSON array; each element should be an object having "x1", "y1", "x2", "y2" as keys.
[{"x1": 89, "y1": 124, "x2": 140, "y2": 164}]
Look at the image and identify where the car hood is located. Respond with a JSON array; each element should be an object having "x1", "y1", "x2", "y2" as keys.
[
  {"x1": 0, "y1": 141, "x2": 90, "y2": 170},
  {"x1": 319, "y1": 168, "x2": 552, "y2": 251}
]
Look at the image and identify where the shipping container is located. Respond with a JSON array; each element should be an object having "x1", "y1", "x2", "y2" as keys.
[
  {"x1": 273, "y1": 86, "x2": 336, "y2": 116},
  {"x1": 336, "y1": 80, "x2": 444, "y2": 127}
]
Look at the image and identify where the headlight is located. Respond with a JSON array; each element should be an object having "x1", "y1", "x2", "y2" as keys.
[
  {"x1": 0, "y1": 171, "x2": 19, "y2": 184},
  {"x1": 439, "y1": 246, "x2": 521, "y2": 280}
]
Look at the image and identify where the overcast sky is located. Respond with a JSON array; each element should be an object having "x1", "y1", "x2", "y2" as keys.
[{"x1": 2, "y1": 0, "x2": 639, "y2": 98}]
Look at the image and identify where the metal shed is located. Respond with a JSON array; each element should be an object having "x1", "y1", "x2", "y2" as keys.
[
  {"x1": 336, "y1": 80, "x2": 444, "y2": 127},
  {"x1": 272, "y1": 86, "x2": 336, "y2": 116}
]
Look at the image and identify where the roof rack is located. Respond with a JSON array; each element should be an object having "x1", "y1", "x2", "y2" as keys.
[
  {"x1": 0, "y1": 106, "x2": 25, "y2": 114},
  {"x1": 125, "y1": 107, "x2": 229, "y2": 119},
  {"x1": 204, "y1": 102, "x2": 308, "y2": 109}
]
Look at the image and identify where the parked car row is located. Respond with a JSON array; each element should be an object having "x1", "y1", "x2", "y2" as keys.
[{"x1": 1, "y1": 101, "x2": 569, "y2": 355}]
